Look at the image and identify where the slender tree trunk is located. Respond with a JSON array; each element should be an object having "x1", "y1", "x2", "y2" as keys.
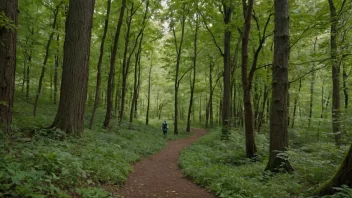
[
  {"x1": 186, "y1": 12, "x2": 198, "y2": 132},
  {"x1": 173, "y1": 7, "x2": 186, "y2": 135},
  {"x1": 130, "y1": 0, "x2": 149, "y2": 123},
  {"x1": 21, "y1": 52, "x2": 26, "y2": 93},
  {"x1": 26, "y1": 57, "x2": 30, "y2": 99},
  {"x1": 120, "y1": 4, "x2": 141, "y2": 123},
  {"x1": 25, "y1": 28, "x2": 34, "y2": 100},
  {"x1": 308, "y1": 73, "x2": 315, "y2": 129},
  {"x1": 89, "y1": 0, "x2": 111, "y2": 129},
  {"x1": 103, "y1": 0, "x2": 126, "y2": 128},
  {"x1": 343, "y1": 63, "x2": 348, "y2": 109},
  {"x1": 51, "y1": 0, "x2": 95, "y2": 135},
  {"x1": 291, "y1": 79, "x2": 302, "y2": 129},
  {"x1": 254, "y1": 85, "x2": 262, "y2": 128},
  {"x1": 34, "y1": 2, "x2": 62, "y2": 116},
  {"x1": 146, "y1": 53, "x2": 152, "y2": 125},
  {"x1": 257, "y1": 83, "x2": 269, "y2": 133},
  {"x1": 135, "y1": 55, "x2": 142, "y2": 118},
  {"x1": 231, "y1": 34, "x2": 242, "y2": 127},
  {"x1": 199, "y1": 95, "x2": 202, "y2": 124},
  {"x1": 265, "y1": 0, "x2": 293, "y2": 172},
  {"x1": 206, "y1": 62, "x2": 214, "y2": 128},
  {"x1": 54, "y1": 32, "x2": 60, "y2": 105},
  {"x1": 114, "y1": 59, "x2": 121, "y2": 117},
  {"x1": 328, "y1": 0, "x2": 341, "y2": 145},
  {"x1": 317, "y1": 82, "x2": 326, "y2": 140},
  {"x1": 0, "y1": 0, "x2": 18, "y2": 134},
  {"x1": 308, "y1": 38, "x2": 318, "y2": 129},
  {"x1": 221, "y1": 1, "x2": 233, "y2": 140},
  {"x1": 241, "y1": 0, "x2": 256, "y2": 157}
]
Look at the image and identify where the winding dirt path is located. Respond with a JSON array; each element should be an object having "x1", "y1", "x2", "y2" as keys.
[{"x1": 116, "y1": 128, "x2": 215, "y2": 198}]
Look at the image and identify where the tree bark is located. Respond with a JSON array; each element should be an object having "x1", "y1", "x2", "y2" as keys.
[
  {"x1": 103, "y1": 0, "x2": 126, "y2": 128},
  {"x1": 241, "y1": 0, "x2": 257, "y2": 158},
  {"x1": 221, "y1": 0, "x2": 233, "y2": 140},
  {"x1": 265, "y1": 0, "x2": 293, "y2": 172},
  {"x1": 328, "y1": 0, "x2": 341, "y2": 145},
  {"x1": 89, "y1": 0, "x2": 111, "y2": 129},
  {"x1": 186, "y1": 12, "x2": 198, "y2": 132},
  {"x1": 51, "y1": 0, "x2": 95, "y2": 135},
  {"x1": 0, "y1": 0, "x2": 18, "y2": 134}
]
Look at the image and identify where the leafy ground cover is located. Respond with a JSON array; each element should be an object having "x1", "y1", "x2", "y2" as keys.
[
  {"x1": 179, "y1": 128, "x2": 351, "y2": 198},
  {"x1": 0, "y1": 96, "x2": 186, "y2": 197}
]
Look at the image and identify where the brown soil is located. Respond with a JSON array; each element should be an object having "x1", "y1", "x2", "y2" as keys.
[{"x1": 115, "y1": 128, "x2": 215, "y2": 198}]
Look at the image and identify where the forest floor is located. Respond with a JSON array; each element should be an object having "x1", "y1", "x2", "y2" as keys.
[{"x1": 109, "y1": 128, "x2": 215, "y2": 198}]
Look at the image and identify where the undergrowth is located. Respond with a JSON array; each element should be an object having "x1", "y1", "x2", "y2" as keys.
[
  {"x1": 0, "y1": 95, "x2": 187, "y2": 197},
  {"x1": 179, "y1": 127, "x2": 349, "y2": 198}
]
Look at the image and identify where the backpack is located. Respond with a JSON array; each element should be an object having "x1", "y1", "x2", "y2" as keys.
[{"x1": 162, "y1": 122, "x2": 167, "y2": 130}]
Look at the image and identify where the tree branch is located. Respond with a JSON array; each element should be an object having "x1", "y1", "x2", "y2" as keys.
[
  {"x1": 199, "y1": 11, "x2": 224, "y2": 56},
  {"x1": 177, "y1": 66, "x2": 193, "y2": 86},
  {"x1": 290, "y1": 64, "x2": 329, "y2": 84}
]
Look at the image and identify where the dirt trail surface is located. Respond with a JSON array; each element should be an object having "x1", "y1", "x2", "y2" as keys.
[{"x1": 116, "y1": 128, "x2": 215, "y2": 198}]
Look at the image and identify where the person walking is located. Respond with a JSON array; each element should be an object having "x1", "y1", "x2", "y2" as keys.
[{"x1": 162, "y1": 121, "x2": 168, "y2": 137}]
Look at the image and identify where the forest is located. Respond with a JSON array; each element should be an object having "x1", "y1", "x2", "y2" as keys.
[{"x1": 1, "y1": 0, "x2": 352, "y2": 197}]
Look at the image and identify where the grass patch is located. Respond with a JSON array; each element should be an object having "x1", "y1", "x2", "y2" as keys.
[
  {"x1": 0, "y1": 95, "x2": 191, "y2": 197},
  {"x1": 179, "y1": 127, "x2": 349, "y2": 198}
]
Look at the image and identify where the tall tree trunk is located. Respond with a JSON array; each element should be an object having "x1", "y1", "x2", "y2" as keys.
[
  {"x1": 206, "y1": 62, "x2": 214, "y2": 128},
  {"x1": 89, "y1": 0, "x2": 111, "y2": 129},
  {"x1": 186, "y1": 12, "x2": 198, "y2": 132},
  {"x1": 241, "y1": 0, "x2": 257, "y2": 158},
  {"x1": 54, "y1": 32, "x2": 60, "y2": 105},
  {"x1": 173, "y1": 6, "x2": 186, "y2": 135},
  {"x1": 130, "y1": 0, "x2": 149, "y2": 123},
  {"x1": 343, "y1": 63, "x2": 348, "y2": 109},
  {"x1": 328, "y1": 0, "x2": 341, "y2": 145},
  {"x1": 199, "y1": 95, "x2": 202, "y2": 124},
  {"x1": 119, "y1": 4, "x2": 141, "y2": 123},
  {"x1": 231, "y1": 35, "x2": 242, "y2": 126},
  {"x1": 205, "y1": 62, "x2": 213, "y2": 128},
  {"x1": 265, "y1": 0, "x2": 293, "y2": 172},
  {"x1": 33, "y1": 2, "x2": 62, "y2": 117},
  {"x1": 51, "y1": 0, "x2": 95, "y2": 135},
  {"x1": 26, "y1": 57, "x2": 30, "y2": 99},
  {"x1": 308, "y1": 73, "x2": 315, "y2": 129},
  {"x1": 308, "y1": 38, "x2": 318, "y2": 129},
  {"x1": 134, "y1": 52, "x2": 141, "y2": 118},
  {"x1": 25, "y1": 29, "x2": 33, "y2": 100},
  {"x1": 221, "y1": 1, "x2": 233, "y2": 140},
  {"x1": 146, "y1": 53, "x2": 152, "y2": 125},
  {"x1": 291, "y1": 79, "x2": 302, "y2": 129},
  {"x1": 257, "y1": 82, "x2": 269, "y2": 133},
  {"x1": 114, "y1": 59, "x2": 122, "y2": 117},
  {"x1": 0, "y1": 0, "x2": 18, "y2": 134},
  {"x1": 103, "y1": 0, "x2": 126, "y2": 128},
  {"x1": 21, "y1": 52, "x2": 26, "y2": 93},
  {"x1": 317, "y1": 82, "x2": 329, "y2": 140}
]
